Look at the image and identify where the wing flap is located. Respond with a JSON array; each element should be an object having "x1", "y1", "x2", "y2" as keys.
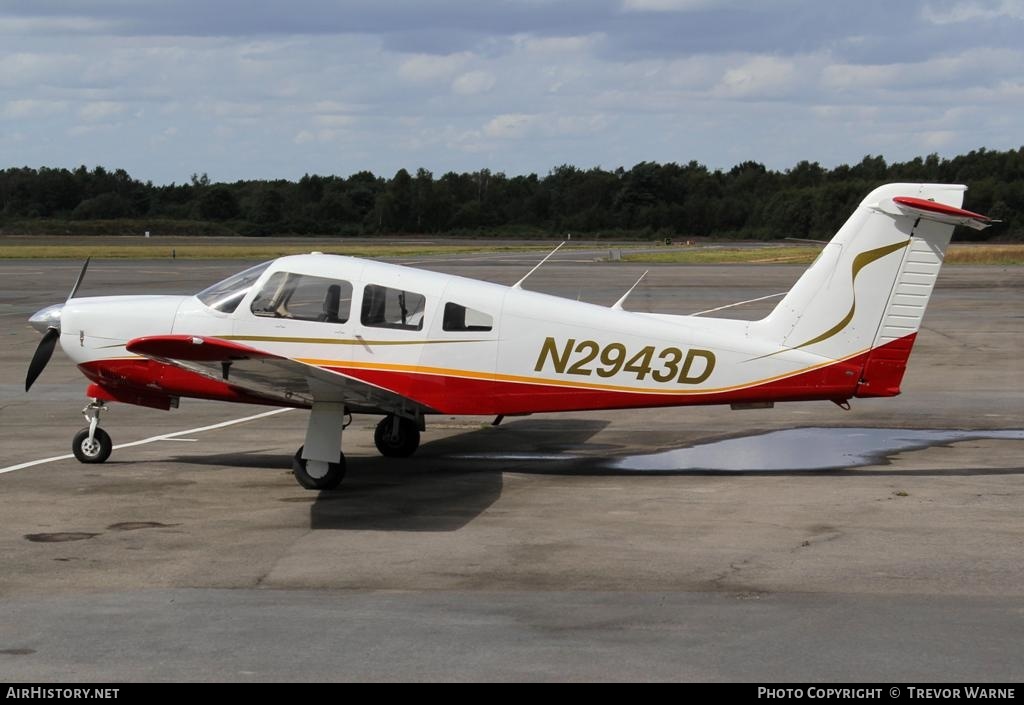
[{"x1": 126, "y1": 335, "x2": 425, "y2": 413}]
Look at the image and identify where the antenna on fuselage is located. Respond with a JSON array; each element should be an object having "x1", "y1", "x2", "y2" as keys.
[
  {"x1": 512, "y1": 241, "x2": 565, "y2": 289},
  {"x1": 611, "y1": 270, "x2": 649, "y2": 311},
  {"x1": 689, "y1": 291, "x2": 786, "y2": 316}
]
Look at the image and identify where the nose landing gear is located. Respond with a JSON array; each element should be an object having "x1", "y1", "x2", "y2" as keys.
[{"x1": 72, "y1": 399, "x2": 112, "y2": 464}]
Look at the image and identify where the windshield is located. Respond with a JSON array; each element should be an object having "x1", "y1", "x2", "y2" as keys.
[{"x1": 196, "y1": 261, "x2": 272, "y2": 313}]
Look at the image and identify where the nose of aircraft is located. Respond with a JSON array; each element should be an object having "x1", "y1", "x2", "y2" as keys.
[
  {"x1": 29, "y1": 303, "x2": 64, "y2": 334},
  {"x1": 26, "y1": 303, "x2": 63, "y2": 391},
  {"x1": 25, "y1": 258, "x2": 92, "y2": 392}
]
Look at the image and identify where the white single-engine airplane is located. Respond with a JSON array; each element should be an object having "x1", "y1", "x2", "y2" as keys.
[{"x1": 26, "y1": 183, "x2": 992, "y2": 489}]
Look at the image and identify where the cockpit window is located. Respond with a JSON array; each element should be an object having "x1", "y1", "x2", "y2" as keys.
[
  {"x1": 250, "y1": 272, "x2": 353, "y2": 323},
  {"x1": 196, "y1": 261, "x2": 272, "y2": 313}
]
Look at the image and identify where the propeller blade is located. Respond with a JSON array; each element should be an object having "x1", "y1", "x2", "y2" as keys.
[
  {"x1": 25, "y1": 327, "x2": 60, "y2": 392},
  {"x1": 67, "y1": 257, "x2": 91, "y2": 302}
]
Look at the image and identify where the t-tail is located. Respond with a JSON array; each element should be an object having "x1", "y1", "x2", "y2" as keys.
[{"x1": 748, "y1": 183, "x2": 992, "y2": 397}]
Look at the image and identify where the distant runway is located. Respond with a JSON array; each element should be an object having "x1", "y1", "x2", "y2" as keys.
[{"x1": 1, "y1": 256, "x2": 1022, "y2": 681}]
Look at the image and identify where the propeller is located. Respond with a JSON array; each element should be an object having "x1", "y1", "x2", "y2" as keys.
[
  {"x1": 68, "y1": 256, "x2": 90, "y2": 301},
  {"x1": 25, "y1": 328, "x2": 60, "y2": 392},
  {"x1": 25, "y1": 258, "x2": 90, "y2": 392}
]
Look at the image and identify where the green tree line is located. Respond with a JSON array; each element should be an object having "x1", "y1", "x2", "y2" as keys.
[{"x1": 1, "y1": 148, "x2": 1022, "y2": 240}]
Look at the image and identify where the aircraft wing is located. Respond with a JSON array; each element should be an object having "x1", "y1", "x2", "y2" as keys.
[{"x1": 125, "y1": 334, "x2": 428, "y2": 414}]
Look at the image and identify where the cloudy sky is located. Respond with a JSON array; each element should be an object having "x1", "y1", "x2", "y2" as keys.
[{"x1": 1, "y1": 0, "x2": 1022, "y2": 184}]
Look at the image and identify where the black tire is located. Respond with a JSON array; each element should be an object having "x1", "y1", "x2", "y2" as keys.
[
  {"x1": 374, "y1": 416, "x2": 421, "y2": 458},
  {"x1": 72, "y1": 427, "x2": 112, "y2": 464},
  {"x1": 292, "y1": 446, "x2": 346, "y2": 490}
]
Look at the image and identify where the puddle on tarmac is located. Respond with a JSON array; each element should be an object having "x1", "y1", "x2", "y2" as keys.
[
  {"x1": 614, "y1": 427, "x2": 1024, "y2": 473},
  {"x1": 453, "y1": 453, "x2": 576, "y2": 461}
]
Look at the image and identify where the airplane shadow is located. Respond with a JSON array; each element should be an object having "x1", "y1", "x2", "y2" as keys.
[
  {"x1": 307, "y1": 418, "x2": 611, "y2": 532},
  {"x1": 161, "y1": 419, "x2": 1022, "y2": 532}
]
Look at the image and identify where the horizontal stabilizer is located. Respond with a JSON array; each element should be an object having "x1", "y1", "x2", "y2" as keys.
[{"x1": 891, "y1": 196, "x2": 993, "y2": 230}]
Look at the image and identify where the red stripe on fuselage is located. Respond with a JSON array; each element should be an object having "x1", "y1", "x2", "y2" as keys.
[
  {"x1": 77, "y1": 334, "x2": 918, "y2": 414},
  {"x1": 327, "y1": 354, "x2": 867, "y2": 415}
]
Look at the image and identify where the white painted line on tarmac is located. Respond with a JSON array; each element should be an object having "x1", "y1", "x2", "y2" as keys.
[{"x1": 0, "y1": 407, "x2": 293, "y2": 476}]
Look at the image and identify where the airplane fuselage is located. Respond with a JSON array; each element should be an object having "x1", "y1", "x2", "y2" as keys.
[{"x1": 59, "y1": 255, "x2": 885, "y2": 416}]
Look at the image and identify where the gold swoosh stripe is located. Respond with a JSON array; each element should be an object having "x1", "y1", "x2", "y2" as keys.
[
  {"x1": 223, "y1": 334, "x2": 487, "y2": 346},
  {"x1": 98, "y1": 335, "x2": 486, "y2": 349},
  {"x1": 791, "y1": 238, "x2": 909, "y2": 350},
  {"x1": 299, "y1": 349, "x2": 868, "y2": 397},
  {"x1": 744, "y1": 238, "x2": 912, "y2": 362}
]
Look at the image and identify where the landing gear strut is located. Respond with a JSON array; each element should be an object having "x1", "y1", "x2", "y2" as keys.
[
  {"x1": 374, "y1": 415, "x2": 420, "y2": 458},
  {"x1": 292, "y1": 401, "x2": 348, "y2": 490},
  {"x1": 72, "y1": 399, "x2": 112, "y2": 463}
]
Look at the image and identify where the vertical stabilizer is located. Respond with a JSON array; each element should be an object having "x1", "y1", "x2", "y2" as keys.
[{"x1": 748, "y1": 183, "x2": 988, "y2": 396}]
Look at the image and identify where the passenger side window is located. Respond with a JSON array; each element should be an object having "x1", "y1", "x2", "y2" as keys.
[
  {"x1": 250, "y1": 272, "x2": 353, "y2": 323},
  {"x1": 361, "y1": 284, "x2": 426, "y2": 331},
  {"x1": 442, "y1": 302, "x2": 493, "y2": 332}
]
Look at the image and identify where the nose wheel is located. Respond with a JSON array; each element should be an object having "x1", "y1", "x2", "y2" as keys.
[
  {"x1": 72, "y1": 427, "x2": 112, "y2": 463},
  {"x1": 72, "y1": 400, "x2": 112, "y2": 463}
]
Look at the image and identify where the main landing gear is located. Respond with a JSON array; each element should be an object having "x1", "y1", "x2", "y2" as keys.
[
  {"x1": 291, "y1": 446, "x2": 346, "y2": 490},
  {"x1": 72, "y1": 399, "x2": 112, "y2": 464},
  {"x1": 374, "y1": 415, "x2": 420, "y2": 458},
  {"x1": 291, "y1": 410, "x2": 422, "y2": 491}
]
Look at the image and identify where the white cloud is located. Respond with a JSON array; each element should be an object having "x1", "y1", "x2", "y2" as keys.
[
  {"x1": 517, "y1": 34, "x2": 603, "y2": 54},
  {"x1": 452, "y1": 71, "x2": 496, "y2": 95},
  {"x1": 922, "y1": 0, "x2": 1024, "y2": 24},
  {"x1": 0, "y1": 52, "x2": 83, "y2": 87},
  {"x1": 481, "y1": 112, "x2": 612, "y2": 141},
  {"x1": 0, "y1": 2, "x2": 1021, "y2": 183},
  {"x1": 621, "y1": 0, "x2": 724, "y2": 10},
  {"x1": 151, "y1": 126, "x2": 178, "y2": 145},
  {"x1": 483, "y1": 113, "x2": 538, "y2": 139},
  {"x1": 79, "y1": 101, "x2": 125, "y2": 122},
  {"x1": 714, "y1": 56, "x2": 798, "y2": 98},
  {"x1": 0, "y1": 15, "x2": 119, "y2": 34},
  {"x1": 313, "y1": 114, "x2": 356, "y2": 128},
  {"x1": 1, "y1": 99, "x2": 69, "y2": 119},
  {"x1": 313, "y1": 100, "x2": 356, "y2": 114},
  {"x1": 398, "y1": 53, "x2": 471, "y2": 82},
  {"x1": 821, "y1": 48, "x2": 1024, "y2": 92},
  {"x1": 550, "y1": 114, "x2": 613, "y2": 137},
  {"x1": 920, "y1": 130, "x2": 958, "y2": 147},
  {"x1": 67, "y1": 124, "x2": 112, "y2": 137},
  {"x1": 294, "y1": 128, "x2": 344, "y2": 144},
  {"x1": 202, "y1": 101, "x2": 266, "y2": 118}
]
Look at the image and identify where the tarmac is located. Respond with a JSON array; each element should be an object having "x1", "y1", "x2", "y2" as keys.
[{"x1": 1, "y1": 253, "x2": 1022, "y2": 681}]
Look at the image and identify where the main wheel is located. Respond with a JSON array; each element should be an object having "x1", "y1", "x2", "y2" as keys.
[
  {"x1": 72, "y1": 427, "x2": 112, "y2": 464},
  {"x1": 292, "y1": 446, "x2": 346, "y2": 490},
  {"x1": 374, "y1": 416, "x2": 420, "y2": 458}
]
